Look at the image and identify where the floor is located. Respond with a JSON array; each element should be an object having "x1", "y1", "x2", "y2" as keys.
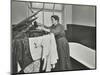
[
  {"x1": 70, "y1": 57, "x2": 90, "y2": 70},
  {"x1": 17, "y1": 57, "x2": 90, "y2": 74}
]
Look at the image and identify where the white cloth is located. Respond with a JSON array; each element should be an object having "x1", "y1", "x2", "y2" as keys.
[
  {"x1": 24, "y1": 60, "x2": 40, "y2": 73},
  {"x1": 42, "y1": 33, "x2": 58, "y2": 71},
  {"x1": 29, "y1": 37, "x2": 42, "y2": 60},
  {"x1": 29, "y1": 33, "x2": 58, "y2": 72}
]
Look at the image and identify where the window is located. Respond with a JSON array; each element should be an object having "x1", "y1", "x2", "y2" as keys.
[
  {"x1": 45, "y1": 3, "x2": 54, "y2": 10},
  {"x1": 32, "y1": 2, "x2": 43, "y2": 8},
  {"x1": 28, "y1": 2, "x2": 63, "y2": 26},
  {"x1": 55, "y1": 4, "x2": 62, "y2": 10},
  {"x1": 44, "y1": 12, "x2": 53, "y2": 26}
]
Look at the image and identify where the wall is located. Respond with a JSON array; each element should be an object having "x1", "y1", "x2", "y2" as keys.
[
  {"x1": 64, "y1": 5, "x2": 72, "y2": 25},
  {"x1": 11, "y1": 1, "x2": 28, "y2": 24},
  {"x1": 63, "y1": 5, "x2": 96, "y2": 28},
  {"x1": 72, "y1": 5, "x2": 96, "y2": 27},
  {"x1": 63, "y1": 5, "x2": 72, "y2": 30}
]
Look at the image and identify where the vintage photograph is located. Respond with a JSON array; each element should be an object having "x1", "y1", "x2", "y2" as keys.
[{"x1": 11, "y1": 0, "x2": 96, "y2": 74}]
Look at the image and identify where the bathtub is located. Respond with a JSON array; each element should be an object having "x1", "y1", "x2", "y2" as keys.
[{"x1": 69, "y1": 42, "x2": 96, "y2": 69}]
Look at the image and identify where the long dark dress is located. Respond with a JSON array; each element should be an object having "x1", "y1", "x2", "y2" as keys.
[{"x1": 50, "y1": 24, "x2": 72, "y2": 71}]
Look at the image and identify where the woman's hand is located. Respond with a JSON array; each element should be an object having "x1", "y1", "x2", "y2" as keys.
[
  {"x1": 42, "y1": 28, "x2": 50, "y2": 32},
  {"x1": 36, "y1": 26, "x2": 50, "y2": 32}
]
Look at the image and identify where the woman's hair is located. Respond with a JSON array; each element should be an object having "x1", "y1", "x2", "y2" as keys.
[{"x1": 51, "y1": 15, "x2": 59, "y2": 22}]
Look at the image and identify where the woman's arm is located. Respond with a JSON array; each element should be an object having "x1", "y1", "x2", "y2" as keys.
[
  {"x1": 50, "y1": 25, "x2": 64, "y2": 35},
  {"x1": 43, "y1": 25, "x2": 51, "y2": 29}
]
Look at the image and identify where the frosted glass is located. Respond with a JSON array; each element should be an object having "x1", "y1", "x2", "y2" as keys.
[
  {"x1": 44, "y1": 3, "x2": 53, "y2": 9},
  {"x1": 32, "y1": 3, "x2": 43, "y2": 8},
  {"x1": 44, "y1": 12, "x2": 53, "y2": 27},
  {"x1": 55, "y1": 4, "x2": 62, "y2": 10},
  {"x1": 36, "y1": 12, "x2": 43, "y2": 24}
]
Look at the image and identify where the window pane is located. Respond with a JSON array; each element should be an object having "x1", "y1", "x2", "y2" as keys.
[
  {"x1": 36, "y1": 11, "x2": 43, "y2": 24},
  {"x1": 44, "y1": 12, "x2": 53, "y2": 27},
  {"x1": 32, "y1": 2, "x2": 43, "y2": 8},
  {"x1": 27, "y1": 9, "x2": 43, "y2": 24},
  {"x1": 44, "y1": 3, "x2": 53, "y2": 9},
  {"x1": 31, "y1": 10, "x2": 43, "y2": 24},
  {"x1": 55, "y1": 4, "x2": 62, "y2": 10}
]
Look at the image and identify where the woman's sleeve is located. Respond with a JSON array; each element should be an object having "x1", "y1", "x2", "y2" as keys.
[{"x1": 50, "y1": 25, "x2": 64, "y2": 35}]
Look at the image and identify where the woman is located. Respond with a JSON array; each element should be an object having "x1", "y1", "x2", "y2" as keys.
[{"x1": 44, "y1": 15, "x2": 72, "y2": 71}]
